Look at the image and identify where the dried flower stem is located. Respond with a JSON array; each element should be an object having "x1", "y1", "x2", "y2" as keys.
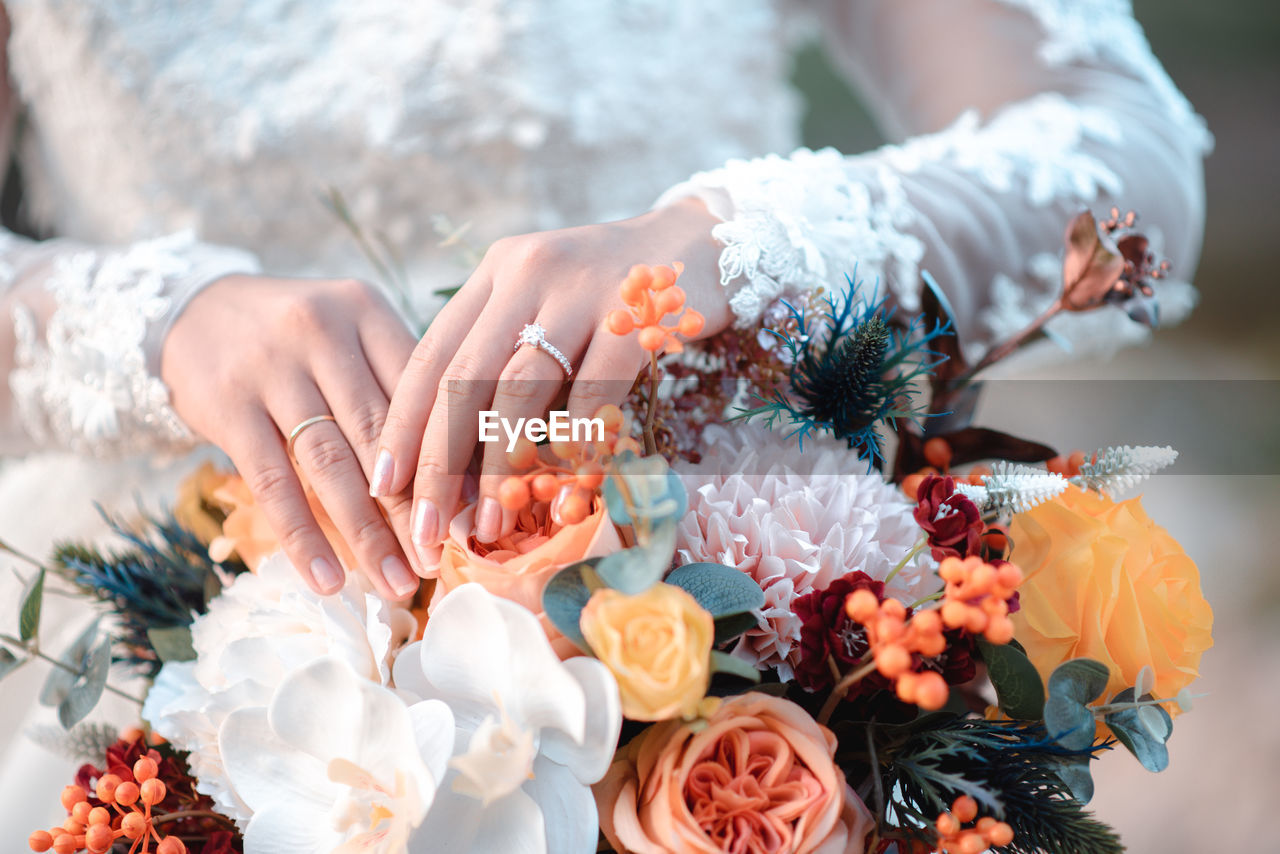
[
  {"x1": 953, "y1": 298, "x2": 1063, "y2": 389},
  {"x1": 0, "y1": 633, "x2": 144, "y2": 705},
  {"x1": 817, "y1": 659, "x2": 878, "y2": 726},
  {"x1": 643, "y1": 353, "x2": 660, "y2": 456},
  {"x1": 152, "y1": 809, "x2": 238, "y2": 829}
]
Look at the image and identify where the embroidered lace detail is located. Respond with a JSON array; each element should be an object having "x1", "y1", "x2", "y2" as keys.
[
  {"x1": 669, "y1": 148, "x2": 926, "y2": 325},
  {"x1": 9, "y1": 231, "x2": 253, "y2": 457},
  {"x1": 995, "y1": 0, "x2": 1213, "y2": 154},
  {"x1": 882, "y1": 94, "x2": 1123, "y2": 205}
]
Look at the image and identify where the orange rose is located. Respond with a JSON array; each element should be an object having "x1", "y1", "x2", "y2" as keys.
[
  {"x1": 205, "y1": 473, "x2": 356, "y2": 572},
  {"x1": 580, "y1": 584, "x2": 713, "y2": 721},
  {"x1": 175, "y1": 462, "x2": 235, "y2": 546},
  {"x1": 428, "y1": 497, "x2": 621, "y2": 659},
  {"x1": 596, "y1": 693, "x2": 873, "y2": 854},
  {"x1": 1009, "y1": 486, "x2": 1212, "y2": 706}
]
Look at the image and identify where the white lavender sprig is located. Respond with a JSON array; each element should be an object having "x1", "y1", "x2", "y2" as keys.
[
  {"x1": 1070, "y1": 445, "x2": 1178, "y2": 496},
  {"x1": 956, "y1": 461, "x2": 1068, "y2": 514}
]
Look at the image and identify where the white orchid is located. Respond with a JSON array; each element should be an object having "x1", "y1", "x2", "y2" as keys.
[
  {"x1": 219, "y1": 656, "x2": 454, "y2": 854},
  {"x1": 393, "y1": 583, "x2": 622, "y2": 854},
  {"x1": 143, "y1": 554, "x2": 415, "y2": 822}
]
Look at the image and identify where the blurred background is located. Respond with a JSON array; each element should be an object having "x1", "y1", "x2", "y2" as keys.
[{"x1": 794, "y1": 1, "x2": 1279, "y2": 849}]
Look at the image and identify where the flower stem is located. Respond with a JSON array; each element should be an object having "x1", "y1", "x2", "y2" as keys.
[
  {"x1": 643, "y1": 352, "x2": 660, "y2": 456},
  {"x1": 817, "y1": 659, "x2": 878, "y2": 726},
  {"x1": 950, "y1": 298, "x2": 1063, "y2": 389},
  {"x1": 907, "y1": 591, "x2": 944, "y2": 610},
  {"x1": 0, "y1": 633, "x2": 144, "y2": 705},
  {"x1": 885, "y1": 538, "x2": 927, "y2": 586}
]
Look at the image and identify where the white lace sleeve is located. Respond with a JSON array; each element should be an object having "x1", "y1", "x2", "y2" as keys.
[
  {"x1": 656, "y1": 0, "x2": 1209, "y2": 360},
  {"x1": 0, "y1": 229, "x2": 260, "y2": 457}
]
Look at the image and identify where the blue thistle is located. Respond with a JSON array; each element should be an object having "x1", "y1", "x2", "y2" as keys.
[{"x1": 737, "y1": 274, "x2": 950, "y2": 466}]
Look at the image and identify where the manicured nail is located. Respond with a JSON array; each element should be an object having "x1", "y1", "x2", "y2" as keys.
[
  {"x1": 369, "y1": 449, "x2": 394, "y2": 497},
  {"x1": 310, "y1": 557, "x2": 344, "y2": 593},
  {"x1": 382, "y1": 555, "x2": 419, "y2": 599},
  {"x1": 412, "y1": 498, "x2": 439, "y2": 547},
  {"x1": 475, "y1": 497, "x2": 501, "y2": 544}
]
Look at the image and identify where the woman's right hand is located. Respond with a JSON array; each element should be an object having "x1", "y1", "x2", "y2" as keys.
[{"x1": 161, "y1": 274, "x2": 422, "y2": 599}]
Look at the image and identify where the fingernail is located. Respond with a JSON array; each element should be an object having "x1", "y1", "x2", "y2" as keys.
[
  {"x1": 310, "y1": 557, "x2": 344, "y2": 593},
  {"x1": 475, "y1": 497, "x2": 501, "y2": 544},
  {"x1": 369, "y1": 449, "x2": 394, "y2": 497},
  {"x1": 412, "y1": 498, "x2": 439, "y2": 547},
  {"x1": 382, "y1": 555, "x2": 419, "y2": 599}
]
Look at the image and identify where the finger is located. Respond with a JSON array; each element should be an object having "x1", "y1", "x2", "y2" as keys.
[
  {"x1": 410, "y1": 303, "x2": 532, "y2": 551},
  {"x1": 227, "y1": 413, "x2": 346, "y2": 596},
  {"x1": 272, "y1": 384, "x2": 418, "y2": 600},
  {"x1": 376, "y1": 280, "x2": 491, "y2": 498},
  {"x1": 475, "y1": 320, "x2": 582, "y2": 542},
  {"x1": 358, "y1": 302, "x2": 418, "y2": 401},
  {"x1": 565, "y1": 327, "x2": 649, "y2": 425},
  {"x1": 313, "y1": 346, "x2": 423, "y2": 575}
]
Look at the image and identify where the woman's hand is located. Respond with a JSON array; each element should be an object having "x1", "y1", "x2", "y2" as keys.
[
  {"x1": 374, "y1": 197, "x2": 731, "y2": 559},
  {"x1": 162, "y1": 274, "x2": 422, "y2": 599}
]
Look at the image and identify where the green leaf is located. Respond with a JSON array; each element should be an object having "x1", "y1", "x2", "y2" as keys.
[
  {"x1": 58, "y1": 638, "x2": 111, "y2": 729},
  {"x1": 0, "y1": 647, "x2": 22, "y2": 681},
  {"x1": 595, "y1": 522, "x2": 675, "y2": 594},
  {"x1": 19, "y1": 569, "x2": 45, "y2": 642},
  {"x1": 1052, "y1": 755, "x2": 1097, "y2": 804},
  {"x1": 709, "y1": 650, "x2": 761, "y2": 683},
  {"x1": 602, "y1": 453, "x2": 688, "y2": 529},
  {"x1": 40, "y1": 618, "x2": 100, "y2": 707},
  {"x1": 978, "y1": 638, "x2": 1045, "y2": 720},
  {"x1": 664, "y1": 563, "x2": 764, "y2": 619},
  {"x1": 713, "y1": 612, "x2": 760, "y2": 645},
  {"x1": 147, "y1": 626, "x2": 196, "y2": 663},
  {"x1": 1104, "y1": 689, "x2": 1172, "y2": 772},
  {"x1": 542, "y1": 561, "x2": 600, "y2": 652},
  {"x1": 1044, "y1": 658, "x2": 1110, "y2": 751}
]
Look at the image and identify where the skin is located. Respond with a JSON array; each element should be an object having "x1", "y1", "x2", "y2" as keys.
[
  {"x1": 375, "y1": 196, "x2": 731, "y2": 566},
  {"x1": 160, "y1": 196, "x2": 728, "y2": 596}
]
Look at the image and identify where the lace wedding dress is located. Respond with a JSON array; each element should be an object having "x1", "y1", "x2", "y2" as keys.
[{"x1": 0, "y1": 0, "x2": 1207, "y2": 835}]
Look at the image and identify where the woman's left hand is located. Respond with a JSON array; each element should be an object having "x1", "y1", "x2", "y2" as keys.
[{"x1": 373, "y1": 197, "x2": 729, "y2": 561}]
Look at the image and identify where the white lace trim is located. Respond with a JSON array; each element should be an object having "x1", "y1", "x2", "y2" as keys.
[
  {"x1": 994, "y1": 0, "x2": 1213, "y2": 154},
  {"x1": 9, "y1": 231, "x2": 256, "y2": 457}
]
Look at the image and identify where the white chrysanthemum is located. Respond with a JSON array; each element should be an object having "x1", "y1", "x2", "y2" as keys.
[
  {"x1": 142, "y1": 554, "x2": 416, "y2": 823},
  {"x1": 675, "y1": 424, "x2": 936, "y2": 680}
]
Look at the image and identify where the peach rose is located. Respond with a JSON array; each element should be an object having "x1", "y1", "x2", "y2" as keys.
[
  {"x1": 175, "y1": 462, "x2": 235, "y2": 546},
  {"x1": 580, "y1": 584, "x2": 714, "y2": 721},
  {"x1": 596, "y1": 693, "x2": 873, "y2": 854},
  {"x1": 1009, "y1": 486, "x2": 1213, "y2": 706},
  {"x1": 428, "y1": 498, "x2": 621, "y2": 659}
]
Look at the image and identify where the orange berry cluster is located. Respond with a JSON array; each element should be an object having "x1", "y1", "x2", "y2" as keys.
[
  {"x1": 498, "y1": 404, "x2": 638, "y2": 524},
  {"x1": 902, "y1": 438, "x2": 992, "y2": 501},
  {"x1": 932, "y1": 795, "x2": 1014, "y2": 853},
  {"x1": 606, "y1": 263, "x2": 704, "y2": 353},
  {"x1": 938, "y1": 556, "x2": 1023, "y2": 645},
  {"x1": 29, "y1": 758, "x2": 186, "y2": 854},
  {"x1": 844, "y1": 590, "x2": 949, "y2": 710},
  {"x1": 1046, "y1": 449, "x2": 1088, "y2": 477}
]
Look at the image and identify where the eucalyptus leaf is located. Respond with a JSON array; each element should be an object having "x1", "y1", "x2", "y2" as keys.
[
  {"x1": 1104, "y1": 689, "x2": 1172, "y2": 772},
  {"x1": 713, "y1": 612, "x2": 761, "y2": 645},
  {"x1": 19, "y1": 568, "x2": 45, "y2": 642},
  {"x1": 57, "y1": 638, "x2": 111, "y2": 729},
  {"x1": 39, "y1": 618, "x2": 101, "y2": 707},
  {"x1": 977, "y1": 638, "x2": 1045, "y2": 720},
  {"x1": 709, "y1": 650, "x2": 761, "y2": 683},
  {"x1": 603, "y1": 453, "x2": 688, "y2": 529},
  {"x1": 542, "y1": 561, "x2": 600, "y2": 652},
  {"x1": 595, "y1": 522, "x2": 675, "y2": 594},
  {"x1": 147, "y1": 626, "x2": 196, "y2": 663},
  {"x1": 1044, "y1": 658, "x2": 1110, "y2": 751},
  {"x1": 1053, "y1": 755, "x2": 1096, "y2": 804},
  {"x1": 0, "y1": 647, "x2": 22, "y2": 680},
  {"x1": 665, "y1": 563, "x2": 764, "y2": 619}
]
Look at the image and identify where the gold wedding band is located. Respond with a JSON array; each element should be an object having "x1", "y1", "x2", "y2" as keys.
[{"x1": 286, "y1": 414, "x2": 338, "y2": 462}]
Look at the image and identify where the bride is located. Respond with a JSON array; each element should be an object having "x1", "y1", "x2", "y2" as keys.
[{"x1": 0, "y1": 0, "x2": 1206, "y2": 837}]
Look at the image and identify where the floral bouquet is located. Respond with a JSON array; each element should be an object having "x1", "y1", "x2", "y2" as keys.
[{"x1": 4, "y1": 209, "x2": 1212, "y2": 854}]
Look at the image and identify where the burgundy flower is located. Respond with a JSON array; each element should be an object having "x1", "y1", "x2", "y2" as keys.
[
  {"x1": 793, "y1": 573, "x2": 890, "y2": 695},
  {"x1": 913, "y1": 475, "x2": 983, "y2": 560}
]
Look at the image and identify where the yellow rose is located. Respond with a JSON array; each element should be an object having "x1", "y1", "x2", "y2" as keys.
[
  {"x1": 580, "y1": 584, "x2": 714, "y2": 721},
  {"x1": 1009, "y1": 486, "x2": 1213, "y2": 706}
]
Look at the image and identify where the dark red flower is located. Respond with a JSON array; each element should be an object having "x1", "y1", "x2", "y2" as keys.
[
  {"x1": 913, "y1": 475, "x2": 983, "y2": 560},
  {"x1": 793, "y1": 572, "x2": 888, "y2": 694}
]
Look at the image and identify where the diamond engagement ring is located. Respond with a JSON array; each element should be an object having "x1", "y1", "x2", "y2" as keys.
[{"x1": 515, "y1": 323, "x2": 573, "y2": 378}]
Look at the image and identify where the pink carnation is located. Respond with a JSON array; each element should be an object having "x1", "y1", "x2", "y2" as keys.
[{"x1": 676, "y1": 424, "x2": 936, "y2": 680}]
